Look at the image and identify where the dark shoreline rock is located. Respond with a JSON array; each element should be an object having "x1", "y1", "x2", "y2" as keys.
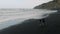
[{"x1": 34, "y1": 0, "x2": 60, "y2": 10}]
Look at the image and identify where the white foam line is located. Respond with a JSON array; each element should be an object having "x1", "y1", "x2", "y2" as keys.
[{"x1": 0, "y1": 9, "x2": 57, "y2": 30}]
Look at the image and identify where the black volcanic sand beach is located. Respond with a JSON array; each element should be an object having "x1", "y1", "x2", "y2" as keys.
[
  {"x1": 45, "y1": 10, "x2": 60, "y2": 34},
  {"x1": 0, "y1": 19, "x2": 47, "y2": 34},
  {"x1": 0, "y1": 10, "x2": 60, "y2": 34}
]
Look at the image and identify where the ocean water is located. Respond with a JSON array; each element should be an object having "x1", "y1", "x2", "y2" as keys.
[{"x1": 0, "y1": 9, "x2": 57, "y2": 30}]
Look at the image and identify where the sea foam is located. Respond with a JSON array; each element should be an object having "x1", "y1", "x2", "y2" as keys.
[{"x1": 0, "y1": 9, "x2": 57, "y2": 30}]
